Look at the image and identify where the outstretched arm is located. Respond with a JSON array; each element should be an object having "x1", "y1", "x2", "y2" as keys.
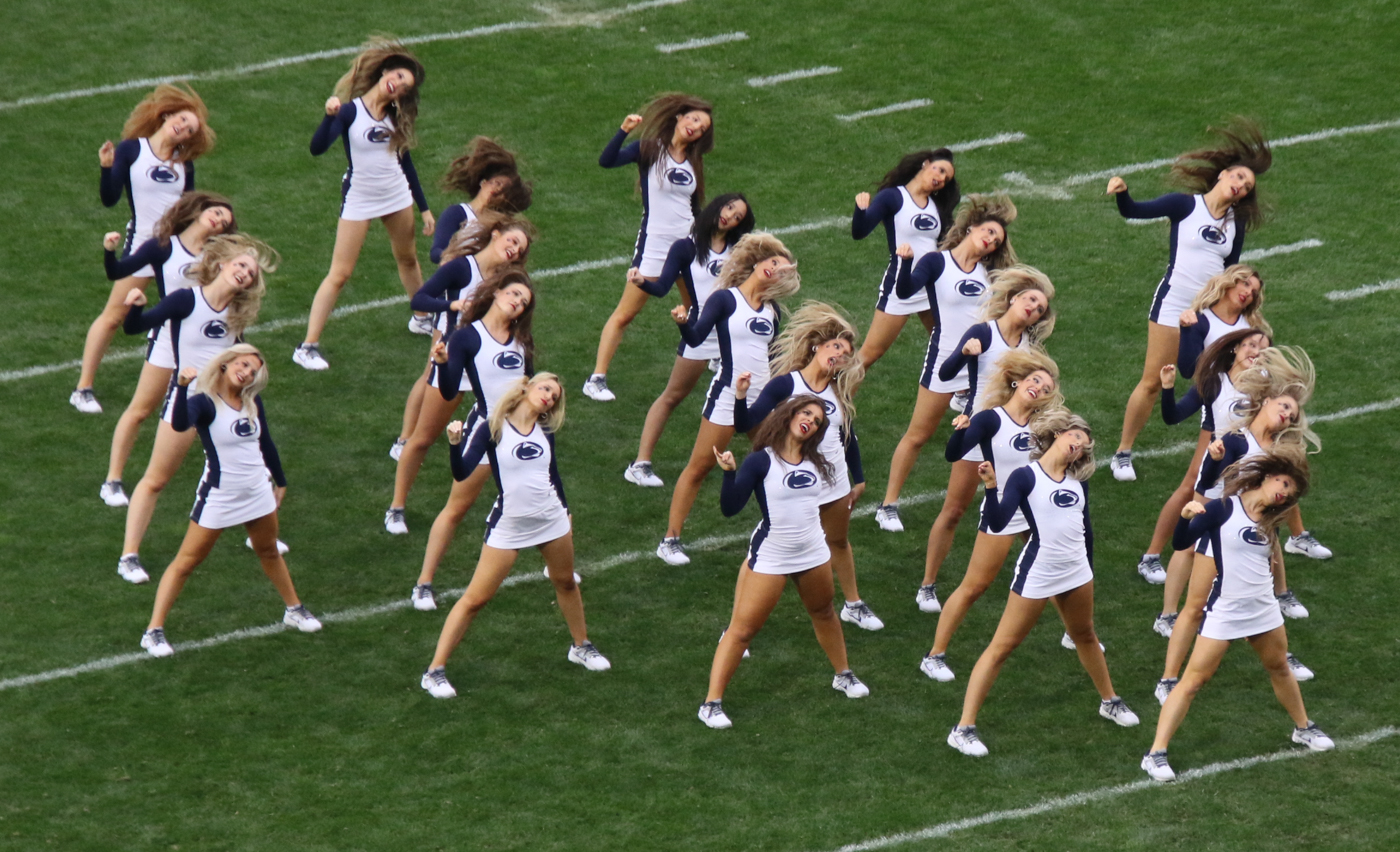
[{"x1": 720, "y1": 451, "x2": 771, "y2": 517}]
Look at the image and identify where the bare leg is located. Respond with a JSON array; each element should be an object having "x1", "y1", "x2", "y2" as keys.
[
  {"x1": 1285, "y1": 505, "x2": 1305, "y2": 538},
  {"x1": 959, "y1": 591, "x2": 1049, "y2": 726},
  {"x1": 636, "y1": 356, "x2": 708, "y2": 462},
  {"x1": 107, "y1": 362, "x2": 174, "y2": 482},
  {"x1": 593, "y1": 279, "x2": 653, "y2": 376},
  {"x1": 820, "y1": 496, "x2": 859, "y2": 602},
  {"x1": 707, "y1": 563, "x2": 788, "y2": 701},
  {"x1": 1118, "y1": 322, "x2": 1179, "y2": 453},
  {"x1": 921, "y1": 460, "x2": 981, "y2": 585},
  {"x1": 147, "y1": 521, "x2": 222, "y2": 628},
  {"x1": 791, "y1": 562, "x2": 849, "y2": 672},
  {"x1": 416, "y1": 464, "x2": 492, "y2": 585},
  {"x1": 430, "y1": 544, "x2": 519, "y2": 669},
  {"x1": 1163, "y1": 552, "x2": 1216, "y2": 679},
  {"x1": 122, "y1": 422, "x2": 198, "y2": 555},
  {"x1": 1249, "y1": 626, "x2": 1309, "y2": 727},
  {"x1": 390, "y1": 388, "x2": 463, "y2": 508},
  {"x1": 1162, "y1": 547, "x2": 1195, "y2": 615},
  {"x1": 883, "y1": 386, "x2": 954, "y2": 505},
  {"x1": 665, "y1": 419, "x2": 735, "y2": 538},
  {"x1": 858, "y1": 310, "x2": 910, "y2": 370},
  {"x1": 245, "y1": 512, "x2": 301, "y2": 606},
  {"x1": 930, "y1": 532, "x2": 1017, "y2": 655},
  {"x1": 303, "y1": 219, "x2": 371, "y2": 345},
  {"x1": 1271, "y1": 541, "x2": 1288, "y2": 595},
  {"x1": 382, "y1": 207, "x2": 426, "y2": 302},
  {"x1": 539, "y1": 532, "x2": 588, "y2": 645},
  {"x1": 1147, "y1": 431, "x2": 1210, "y2": 554},
  {"x1": 1150, "y1": 635, "x2": 1230, "y2": 752},
  {"x1": 1055, "y1": 581, "x2": 1116, "y2": 699},
  {"x1": 399, "y1": 357, "x2": 435, "y2": 442},
  {"x1": 78, "y1": 275, "x2": 153, "y2": 391}
]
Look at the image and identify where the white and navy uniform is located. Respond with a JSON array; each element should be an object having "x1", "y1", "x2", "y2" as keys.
[
  {"x1": 1115, "y1": 192, "x2": 1244, "y2": 327},
  {"x1": 450, "y1": 420, "x2": 569, "y2": 549},
  {"x1": 721, "y1": 447, "x2": 832, "y2": 575},
  {"x1": 1177, "y1": 307, "x2": 1252, "y2": 378},
  {"x1": 852, "y1": 186, "x2": 945, "y2": 316},
  {"x1": 411, "y1": 254, "x2": 484, "y2": 388},
  {"x1": 437, "y1": 320, "x2": 532, "y2": 466},
  {"x1": 429, "y1": 201, "x2": 479, "y2": 265},
  {"x1": 946, "y1": 407, "x2": 1036, "y2": 535},
  {"x1": 939, "y1": 320, "x2": 1032, "y2": 458},
  {"x1": 1173, "y1": 496, "x2": 1284, "y2": 640},
  {"x1": 644, "y1": 236, "x2": 733, "y2": 362},
  {"x1": 678, "y1": 289, "x2": 779, "y2": 427},
  {"x1": 1197, "y1": 429, "x2": 1266, "y2": 500},
  {"x1": 124, "y1": 286, "x2": 237, "y2": 422},
  {"x1": 310, "y1": 98, "x2": 428, "y2": 221},
  {"x1": 99, "y1": 138, "x2": 194, "y2": 277},
  {"x1": 1161, "y1": 371, "x2": 1248, "y2": 437},
  {"x1": 599, "y1": 129, "x2": 699, "y2": 278},
  {"x1": 169, "y1": 383, "x2": 286, "y2": 530},
  {"x1": 106, "y1": 237, "x2": 201, "y2": 369},
  {"x1": 983, "y1": 462, "x2": 1094, "y2": 599},
  {"x1": 894, "y1": 251, "x2": 990, "y2": 394},
  {"x1": 733, "y1": 371, "x2": 865, "y2": 505}
]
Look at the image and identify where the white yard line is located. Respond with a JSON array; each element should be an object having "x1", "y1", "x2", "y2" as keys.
[
  {"x1": 1239, "y1": 238, "x2": 1324, "y2": 261},
  {"x1": 948, "y1": 132, "x2": 1028, "y2": 153},
  {"x1": 656, "y1": 31, "x2": 748, "y2": 53},
  {"x1": 1324, "y1": 277, "x2": 1400, "y2": 302},
  {"x1": 747, "y1": 66, "x2": 842, "y2": 88},
  {"x1": 835, "y1": 100, "x2": 933, "y2": 123}
]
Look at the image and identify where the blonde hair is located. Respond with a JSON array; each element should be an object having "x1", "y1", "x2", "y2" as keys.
[
  {"x1": 440, "y1": 210, "x2": 535, "y2": 266},
  {"x1": 939, "y1": 193, "x2": 1018, "y2": 270},
  {"x1": 713, "y1": 232, "x2": 799, "y2": 303},
  {"x1": 981, "y1": 264, "x2": 1057, "y2": 342},
  {"x1": 121, "y1": 83, "x2": 215, "y2": 162},
  {"x1": 1027, "y1": 409, "x2": 1096, "y2": 481},
  {"x1": 770, "y1": 301, "x2": 864, "y2": 436},
  {"x1": 980, "y1": 348, "x2": 1064, "y2": 412},
  {"x1": 1228, "y1": 346, "x2": 1320, "y2": 452},
  {"x1": 489, "y1": 373, "x2": 567, "y2": 442},
  {"x1": 334, "y1": 37, "x2": 425, "y2": 155},
  {"x1": 196, "y1": 344, "x2": 269, "y2": 417},
  {"x1": 188, "y1": 234, "x2": 278, "y2": 336},
  {"x1": 1189, "y1": 264, "x2": 1271, "y2": 336},
  {"x1": 1220, "y1": 447, "x2": 1311, "y2": 542}
]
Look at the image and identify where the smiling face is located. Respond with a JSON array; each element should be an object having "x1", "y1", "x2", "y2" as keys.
[
  {"x1": 813, "y1": 337, "x2": 853, "y2": 373},
  {"x1": 199, "y1": 205, "x2": 233, "y2": 234},
  {"x1": 965, "y1": 220, "x2": 1006, "y2": 258},
  {"x1": 1259, "y1": 473, "x2": 1298, "y2": 505},
  {"x1": 1015, "y1": 370, "x2": 1056, "y2": 406},
  {"x1": 1008, "y1": 288, "x2": 1048, "y2": 325},
  {"x1": 219, "y1": 254, "x2": 259, "y2": 290},
  {"x1": 919, "y1": 159, "x2": 955, "y2": 193},
  {"x1": 528, "y1": 378, "x2": 561, "y2": 412},
  {"x1": 160, "y1": 110, "x2": 201, "y2": 143},
  {"x1": 490, "y1": 227, "x2": 530, "y2": 264},
  {"x1": 1225, "y1": 274, "x2": 1262, "y2": 310},
  {"x1": 789, "y1": 402, "x2": 826, "y2": 441},
  {"x1": 1055, "y1": 428, "x2": 1090, "y2": 462},
  {"x1": 673, "y1": 109, "x2": 712, "y2": 146},
  {"x1": 717, "y1": 199, "x2": 749, "y2": 232},
  {"x1": 224, "y1": 353, "x2": 264, "y2": 389},
  {"x1": 493, "y1": 282, "x2": 532, "y2": 320},
  {"x1": 1257, "y1": 395, "x2": 1300, "y2": 432},
  {"x1": 1215, "y1": 165, "x2": 1257, "y2": 202},
  {"x1": 378, "y1": 66, "x2": 416, "y2": 100}
]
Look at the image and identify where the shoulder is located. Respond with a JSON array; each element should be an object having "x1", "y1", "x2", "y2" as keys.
[
  {"x1": 874, "y1": 187, "x2": 904, "y2": 208},
  {"x1": 116, "y1": 139, "x2": 142, "y2": 159}
]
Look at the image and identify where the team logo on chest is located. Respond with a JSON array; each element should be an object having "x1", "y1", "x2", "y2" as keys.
[
  {"x1": 956, "y1": 279, "x2": 986, "y2": 297},
  {"x1": 1011, "y1": 432, "x2": 1035, "y2": 452},
  {"x1": 147, "y1": 165, "x2": 179, "y2": 183},
  {"x1": 707, "y1": 259, "x2": 725, "y2": 276},
  {"x1": 201, "y1": 319, "x2": 229, "y2": 339},
  {"x1": 177, "y1": 263, "x2": 195, "y2": 281},
  {"x1": 912, "y1": 213, "x2": 938, "y2": 231},
  {"x1": 1239, "y1": 526, "x2": 1270, "y2": 547},
  {"x1": 366, "y1": 126, "x2": 393, "y2": 144},
  {"x1": 746, "y1": 317, "x2": 774, "y2": 336},
  {"x1": 1230, "y1": 399, "x2": 1250, "y2": 419},
  {"x1": 513, "y1": 441, "x2": 545, "y2": 461},
  {"x1": 493, "y1": 351, "x2": 524, "y2": 370},
  {"x1": 230, "y1": 417, "x2": 257, "y2": 438},
  {"x1": 819, "y1": 399, "x2": 837, "y2": 416},
  {"x1": 665, "y1": 168, "x2": 694, "y2": 186},
  {"x1": 1198, "y1": 225, "x2": 1228, "y2": 245},
  {"x1": 784, "y1": 470, "x2": 818, "y2": 490},
  {"x1": 1050, "y1": 488, "x2": 1081, "y2": 508}
]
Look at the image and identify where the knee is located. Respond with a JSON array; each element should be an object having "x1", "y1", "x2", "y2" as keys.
[
  {"x1": 460, "y1": 594, "x2": 491, "y2": 616},
  {"x1": 549, "y1": 574, "x2": 578, "y2": 595},
  {"x1": 961, "y1": 579, "x2": 991, "y2": 599},
  {"x1": 806, "y1": 600, "x2": 837, "y2": 621},
  {"x1": 140, "y1": 476, "x2": 169, "y2": 495},
  {"x1": 935, "y1": 505, "x2": 967, "y2": 528},
  {"x1": 825, "y1": 532, "x2": 850, "y2": 551},
  {"x1": 1065, "y1": 624, "x2": 1099, "y2": 646},
  {"x1": 658, "y1": 388, "x2": 687, "y2": 408},
  {"x1": 322, "y1": 270, "x2": 352, "y2": 290},
  {"x1": 252, "y1": 542, "x2": 282, "y2": 561},
  {"x1": 987, "y1": 637, "x2": 1021, "y2": 661},
  {"x1": 1260, "y1": 654, "x2": 1290, "y2": 678}
]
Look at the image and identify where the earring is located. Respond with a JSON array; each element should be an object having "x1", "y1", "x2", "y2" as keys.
[{"x1": 1010, "y1": 381, "x2": 1018, "y2": 388}]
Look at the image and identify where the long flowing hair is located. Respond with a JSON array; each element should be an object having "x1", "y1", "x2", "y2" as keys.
[
  {"x1": 440, "y1": 136, "x2": 533, "y2": 213},
  {"x1": 1189, "y1": 264, "x2": 1271, "y2": 335},
  {"x1": 980, "y1": 264, "x2": 1057, "y2": 343},
  {"x1": 121, "y1": 83, "x2": 215, "y2": 162},
  {"x1": 1221, "y1": 448, "x2": 1311, "y2": 542},
  {"x1": 749, "y1": 395, "x2": 836, "y2": 485},
  {"x1": 876, "y1": 148, "x2": 961, "y2": 239},
  {"x1": 456, "y1": 268, "x2": 537, "y2": 365},
  {"x1": 980, "y1": 348, "x2": 1064, "y2": 413},
  {"x1": 693, "y1": 193, "x2": 755, "y2": 264},
  {"x1": 713, "y1": 232, "x2": 799, "y2": 304},
  {"x1": 196, "y1": 343, "x2": 269, "y2": 417},
  {"x1": 489, "y1": 373, "x2": 566, "y2": 442},
  {"x1": 1228, "y1": 345, "x2": 1320, "y2": 452},
  {"x1": 939, "y1": 193, "x2": 1019, "y2": 270},
  {"x1": 334, "y1": 37, "x2": 425, "y2": 155},
  {"x1": 440, "y1": 210, "x2": 535, "y2": 266},
  {"x1": 151, "y1": 191, "x2": 236, "y2": 244},
  {"x1": 634, "y1": 92, "x2": 715, "y2": 205},
  {"x1": 188, "y1": 234, "x2": 278, "y2": 336},
  {"x1": 770, "y1": 302, "x2": 864, "y2": 435},
  {"x1": 1170, "y1": 117, "x2": 1272, "y2": 232},
  {"x1": 1193, "y1": 328, "x2": 1272, "y2": 403},
  {"x1": 1027, "y1": 409, "x2": 1096, "y2": 481}
]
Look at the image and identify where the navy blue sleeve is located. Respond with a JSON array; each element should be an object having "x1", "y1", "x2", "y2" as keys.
[
  {"x1": 679, "y1": 289, "x2": 733, "y2": 347},
  {"x1": 546, "y1": 431, "x2": 568, "y2": 511},
  {"x1": 939, "y1": 322, "x2": 992, "y2": 388},
  {"x1": 399, "y1": 149, "x2": 429, "y2": 213},
  {"x1": 1196, "y1": 433, "x2": 1247, "y2": 493},
  {"x1": 896, "y1": 251, "x2": 945, "y2": 300},
  {"x1": 1161, "y1": 385, "x2": 1205, "y2": 426},
  {"x1": 105, "y1": 239, "x2": 169, "y2": 280},
  {"x1": 412, "y1": 258, "x2": 472, "y2": 314},
  {"x1": 173, "y1": 388, "x2": 218, "y2": 433},
  {"x1": 1172, "y1": 498, "x2": 1228, "y2": 551},
  {"x1": 431, "y1": 204, "x2": 468, "y2": 264},
  {"x1": 124, "y1": 288, "x2": 195, "y2": 334},
  {"x1": 183, "y1": 160, "x2": 195, "y2": 192},
  {"x1": 642, "y1": 238, "x2": 696, "y2": 298},
  {"x1": 981, "y1": 466, "x2": 1034, "y2": 533},
  {"x1": 100, "y1": 139, "x2": 140, "y2": 207},
  {"x1": 254, "y1": 396, "x2": 287, "y2": 487},
  {"x1": 1115, "y1": 191, "x2": 1195, "y2": 221},
  {"x1": 1177, "y1": 318, "x2": 1209, "y2": 377},
  {"x1": 946, "y1": 409, "x2": 1000, "y2": 462},
  {"x1": 449, "y1": 422, "x2": 493, "y2": 481},
  {"x1": 851, "y1": 188, "x2": 903, "y2": 240},
  {"x1": 720, "y1": 451, "x2": 771, "y2": 517},
  {"x1": 438, "y1": 325, "x2": 481, "y2": 400},
  {"x1": 842, "y1": 427, "x2": 864, "y2": 485},
  {"x1": 310, "y1": 102, "x2": 355, "y2": 156},
  {"x1": 599, "y1": 129, "x2": 641, "y2": 168},
  {"x1": 1226, "y1": 225, "x2": 1245, "y2": 266},
  {"x1": 733, "y1": 374, "x2": 795, "y2": 433},
  {"x1": 1081, "y1": 480, "x2": 1093, "y2": 568}
]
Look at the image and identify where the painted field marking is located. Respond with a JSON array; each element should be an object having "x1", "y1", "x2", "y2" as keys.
[
  {"x1": 835, "y1": 100, "x2": 933, "y2": 123},
  {"x1": 948, "y1": 132, "x2": 1028, "y2": 153},
  {"x1": 1325, "y1": 276, "x2": 1400, "y2": 302},
  {"x1": 747, "y1": 66, "x2": 842, "y2": 88},
  {"x1": 656, "y1": 31, "x2": 748, "y2": 53},
  {"x1": 822, "y1": 726, "x2": 1399, "y2": 852},
  {"x1": 1239, "y1": 238, "x2": 1324, "y2": 261}
]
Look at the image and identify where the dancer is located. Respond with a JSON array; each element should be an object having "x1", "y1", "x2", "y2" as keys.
[
  {"x1": 429, "y1": 136, "x2": 532, "y2": 265},
  {"x1": 420, "y1": 374, "x2": 610, "y2": 699},
  {"x1": 698, "y1": 396, "x2": 871, "y2": 729},
  {"x1": 1106, "y1": 119, "x2": 1271, "y2": 481},
  {"x1": 293, "y1": 39, "x2": 433, "y2": 371},
  {"x1": 1175, "y1": 264, "x2": 1269, "y2": 379},
  {"x1": 585, "y1": 93, "x2": 715, "y2": 401},
  {"x1": 139, "y1": 345, "x2": 321, "y2": 658},
  {"x1": 75, "y1": 83, "x2": 214, "y2": 413}
]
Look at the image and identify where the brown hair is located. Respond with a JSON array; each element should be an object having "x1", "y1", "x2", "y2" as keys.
[
  {"x1": 121, "y1": 83, "x2": 215, "y2": 162},
  {"x1": 981, "y1": 264, "x2": 1056, "y2": 343},
  {"x1": 1220, "y1": 448, "x2": 1311, "y2": 542},
  {"x1": 939, "y1": 193, "x2": 1019, "y2": 271},
  {"x1": 713, "y1": 232, "x2": 799, "y2": 305},
  {"x1": 1189, "y1": 264, "x2": 1271, "y2": 336},
  {"x1": 440, "y1": 137, "x2": 533, "y2": 213},
  {"x1": 876, "y1": 148, "x2": 961, "y2": 237},
  {"x1": 188, "y1": 234, "x2": 278, "y2": 336},
  {"x1": 1170, "y1": 118, "x2": 1272, "y2": 232},
  {"x1": 1192, "y1": 327, "x2": 1272, "y2": 404},
  {"x1": 749, "y1": 395, "x2": 836, "y2": 485},
  {"x1": 634, "y1": 92, "x2": 714, "y2": 206},
  {"x1": 151, "y1": 191, "x2": 236, "y2": 244},
  {"x1": 1027, "y1": 409, "x2": 1096, "y2": 482},
  {"x1": 456, "y1": 267, "x2": 537, "y2": 366},
  {"x1": 770, "y1": 302, "x2": 863, "y2": 436},
  {"x1": 439, "y1": 210, "x2": 536, "y2": 266},
  {"x1": 334, "y1": 37, "x2": 425, "y2": 155}
]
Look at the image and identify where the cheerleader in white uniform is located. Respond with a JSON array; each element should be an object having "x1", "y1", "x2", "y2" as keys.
[
  {"x1": 75, "y1": 83, "x2": 214, "y2": 413},
  {"x1": 421, "y1": 374, "x2": 610, "y2": 699},
  {"x1": 98, "y1": 192, "x2": 237, "y2": 507},
  {"x1": 948, "y1": 411, "x2": 1140, "y2": 757},
  {"x1": 1175, "y1": 264, "x2": 1268, "y2": 379},
  {"x1": 293, "y1": 39, "x2": 435, "y2": 371},
  {"x1": 850, "y1": 148, "x2": 960, "y2": 368},
  {"x1": 874, "y1": 194, "x2": 1019, "y2": 533},
  {"x1": 1106, "y1": 119, "x2": 1271, "y2": 481},
  {"x1": 624, "y1": 193, "x2": 754, "y2": 488},
  {"x1": 1142, "y1": 452, "x2": 1335, "y2": 783},
  {"x1": 585, "y1": 94, "x2": 714, "y2": 402},
  {"x1": 115, "y1": 235, "x2": 276, "y2": 585},
  {"x1": 698, "y1": 396, "x2": 871, "y2": 729},
  {"x1": 138, "y1": 345, "x2": 322, "y2": 658},
  {"x1": 655, "y1": 234, "x2": 801, "y2": 565}
]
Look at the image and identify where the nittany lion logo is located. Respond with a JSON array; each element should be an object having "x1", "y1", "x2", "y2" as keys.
[
  {"x1": 147, "y1": 165, "x2": 179, "y2": 183},
  {"x1": 1051, "y1": 488, "x2": 1081, "y2": 508},
  {"x1": 366, "y1": 126, "x2": 393, "y2": 144},
  {"x1": 707, "y1": 259, "x2": 724, "y2": 276},
  {"x1": 784, "y1": 470, "x2": 818, "y2": 489},
  {"x1": 201, "y1": 320, "x2": 229, "y2": 339},
  {"x1": 746, "y1": 317, "x2": 774, "y2": 336},
  {"x1": 1011, "y1": 432, "x2": 1035, "y2": 452},
  {"x1": 177, "y1": 263, "x2": 195, "y2": 281},
  {"x1": 1239, "y1": 526, "x2": 1270, "y2": 547},
  {"x1": 230, "y1": 417, "x2": 257, "y2": 438},
  {"x1": 1198, "y1": 225, "x2": 1228, "y2": 245},
  {"x1": 819, "y1": 399, "x2": 837, "y2": 416},
  {"x1": 665, "y1": 168, "x2": 694, "y2": 186},
  {"x1": 912, "y1": 214, "x2": 938, "y2": 231},
  {"x1": 513, "y1": 441, "x2": 545, "y2": 461},
  {"x1": 956, "y1": 279, "x2": 986, "y2": 297},
  {"x1": 1230, "y1": 399, "x2": 1251, "y2": 419},
  {"x1": 494, "y1": 351, "x2": 524, "y2": 371}
]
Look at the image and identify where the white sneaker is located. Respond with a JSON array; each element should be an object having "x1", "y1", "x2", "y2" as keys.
[
  {"x1": 292, "y1": 343, "x2": 329, "y2": 371},
  {"x1": 1287, "y1": 652, "x2": 1315, "y2": 682},
  {"x1": 389, "y1": 437, "x2": 407, "y2": 461},
  {"x1": 140, "y1": 627, "x2": 174, "y2": 658},
  {"x1": 1285, "y1": 532, "x2": 1333, "y2": 560},
  {"x1": 1061, "y1": 632, "x2": 1104, "y2": 651},
  {"x1": 1152, "y1": 612, "x2": 1178, "y2": 638},
  {"x1": 567, "y1": 641, "x2": 611, "y2": 672},
  {"x1": 408, "y1": 313, "x2": 434, "y2": 335},
  {"x1": 840, "y1": 600, "x2": 885, "y2": 631},
  {"x1": 244, "y1": 537, "x2": 289, "y2": 555},
  {"x1": 698, "y1": 699, "x2": 732, "y2": 729},
  {"x1": 385, "y1": 507, "x2": 408, "y2": 535},
  {"x1": 947, "y1": 725, "x2": 988, "y2": 757},
  {"x1": 582, "y1": 375, "x2": 615, "y2": 402},
  {"x1": 1277, "y1": 589, "x2": 1309, "y2": 619},
  {"x1": 411, "y1": 583, "x2": 437, "y2": 611},
  {"x1": 421, "y1": 667, "x2": 457, "y2": 699},
  {"x1": 915, "y1": 583, "x2": 942, "y2": 613},
  {"x1": 832, "y1": 669, "x2": 870, "y2": 698},
  {"x1": 283, "y1": 605, "x2": 323, "y2": 633},
  {"x1": 540, "y1": 566, "x2": 582, "y2": 583},
  {"x1": 1110, "y1": 451, "x2": 1137, "y2": 482},
  {"x1": 920, "y1": 652, "x2": 955, "y2": 682},
  {"x1": 1154, "y1": 677, "x2": 1178, "y2": 706},
  {"x1": 656, "y1": 536, "x2": 690, "y2": 565},
  {"x1": 706, "y1": 358, "x2": 721, "y2": 373},
  {"x1": 1137, "y1": 553, "x2": 1166, "y2": 584},
  {"x1": 1291, "y1": 721, "x2": 1335, "y2": 751},
  {"x1": 624, "y1": 461, "x2": 664, "y2": 487},
  {"x1": 1100, "y1": 696, "x2": 1140, "y2": 727},
  {"x1": 70, "y1": 388, "x2": 102, "y2": 414},
  {"x1": 1141, "y1": 750, "x2": 1176, "y2": 782},
  {"x1": 117, "y1": 554, "x2": 149, "y2": 584},
  {"x1": 100, "y1": 480, "x2": 129, "y2": 507},
  {"x1": 875, "y1": 503, "x2": 904, "y2": 532}
]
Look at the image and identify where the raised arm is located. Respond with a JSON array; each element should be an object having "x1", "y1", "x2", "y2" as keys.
[
  {"x1": 598, "y1": 128, "x2": 641, "y2": 168},
  {"x1": 99, "y1": 139, "x2": 140, "y2": 207},
  {"x1": 448, "y1": 419, "x2": 493, "y2": 481},
  {"x1": 732, "y1": 374, "x2": 795, "y2": 433},
  {"x1": 851, "y1": 187, "x2": 903, "y2": 241},
  {"x1": 310, "y1": 101, "x2": 356, "y2": 156},
  {"x1": 437, "y1": 324, "x2": 481, "y2": 400},
  {"x1": 1171, "y1": 497, "x2": 1228, "y2": 552},
  {"x1": 1113, "y1": 190, "x2": 1195, "y2": 221},
  {"x1": 1196, "y1": 433, "x2": 1247, "y2": 493},
  {"x1": 430, "y1": 204, "x2": 469, "y2": 265},
  {"x1": 124, "y1": 288, "x2": 195, "y2": 335},
  {"x1": 982, "y1": 465, "x2": 1034, "y2": 533},
  {"x1": 719, "y1": 450, "x2": 771, "y2": 517},
  {"x1": 895, "y1": 251, "x2": 945, "y2": 301},
  {"x1": 170, "y1": 384, "x2": 216, "y2": 433},
  {"x1": 640, "y1": 238, "x2": 696, "y2": 299},
  {"x1": 104, "y1": 238, "x2": 169, "y2": 280},
  {"x1": 676, "y1": 289, "x2": 732, "y2": 347},
  {"x1": 412, "y1": 258, "x2": 472, "y2": 314},
  {"x1": 945, "y1": 409, "x2": 1000, "y2": 462}
]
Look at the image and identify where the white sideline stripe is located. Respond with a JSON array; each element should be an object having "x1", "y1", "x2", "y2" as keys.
[
  {"x1": 1126, "y1": 217, "x2": 1167, "y2": 226},
  {"x1": 0, "y1": 0, "x2": 693, "y2": 111},
  {"x1": 948, "y1": 132, "x2": 1028, "y2": 153},
  {"x1": 1325, "y1": 277, "x2": 1400, "y2": 302},
  {"x1": 835, "y1": 100, "x2": 933, "y2": 123},
  {"x1": 655, "y1": 31, "x2": 748, "y2": 53},
  {"x1": 747, "y1": 66, "x2": 842, "y2": 88},
  {"x1": 824, "y1": 726, "x2": 1399, "y2": 852},
  {"x1": 1310, "y1": 395, "x2": 1400, "y2": 423},
  {"x1": 1239, "y1": 238, "x2": 1324, "y2": 261}
]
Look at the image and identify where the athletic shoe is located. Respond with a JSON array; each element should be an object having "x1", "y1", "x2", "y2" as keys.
[
  {"x1": 832, "y1": 669, "x2": 870, "y2": 698},
  {"x1": 421, "y1": 667, "x2": 457, "y2": 699},
  {"x1": 840, "y1": 600, "x2": 885, "y2": 631},
  {"x1": 385, "y1": 507, "x2": 408, "y2": 535},
  {"x1": 582, "y1": 375, "x2": 615, "y2": 402},
  {"x1": 1110, "y1": 451, "x2": 1137, "y2": 482},
  {"x1": 1154, "y1": 677, "x2": 1178, "y2": 706},
  {"x1": 915, "y1": 583, "x2": 942, "y2": 613},
  {"x1": 1137, "y1": 553, "x2": 1166, "y2": 584},
  {"x1": 947, "y1": 725, "x2": 988, "y2": 757},
  {"x1": 567, "y1": 641, "x2": 611, "y2": 672},
  {"x1": 1100, "y1": 696, "x2": 1140, "y2": 727},
  {"x1": 1152, "y1": 612, "x2": 1178, "y2": 638},
  {"x1": 1285, "y1": 532, "x2": 1333, "y2": 560},
  {"x1": 292, "y1": 343, "x2": 329, "y2": 371},
  {"x1": 408, "y1": 314, "x2": 434, "y2": 335},
  {"x1": 1291, "y1": 722, "x2": 1335, "y2": 751},
  {"x1": 951, "y1": 389, "x2": 971, "y2": 412},
  {"x1": 1287, "y1": 652, "x2": 1315, "y2": 682},
  {"x1": 411, "y1": 583, "x2": 437, "y2": 612},
  {"x1": 389, "y1": 437, "x2": 407, "y2": 461},
  {"x1": 540, "y1": 566, "x2": 582, "y2": 583},
  {"x1": 706, "y1": 358, "x2": 721, "y2": 373},
  {"x1": 624, "y1": 460, "x2": 664, "y2": 487},
  {"x1": 1061, "y1": 632, "x2": 1104, "y2": 651},
  {"x1": 140, "y1": 627, "x2": 173, "y2": 658},
  {"x1": 1141, "y1": 750, "x2": 1176, "y2": 782},
  {"x1": 244, "y1": 537, "x2": 289, "y2": 555},
  {"x1": 875, "y1": 503, "x2": 904, "y2": 532},
  {"x1": 1277, "y1": 589, "x2": 1309, "y2": 619},
  {"x1": 656, "y1": 536, "x2": 690, "y2": 566},
  {"x1": 283, "y1": 605, "x2": 323, "y2": 633},
  {"x1": 920, "y1": 652, "x2": 955, "y2": 682},
  {"x1": 69, "y1": 388, "x2": 102, "y2": 414},
  {"x1": 698, "y1": 699, "x2": 732, "y2": 729},
  {"x1": 100, "y1": 480, "x2": 129, "y2": 507},
  {"x1": 117, "y1": 554, "x2": 149, "y2": 585}
]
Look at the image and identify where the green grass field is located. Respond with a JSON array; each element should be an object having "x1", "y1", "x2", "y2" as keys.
[{"x1": 3, "y1": 1, "x2": 1399, "y2": 849}]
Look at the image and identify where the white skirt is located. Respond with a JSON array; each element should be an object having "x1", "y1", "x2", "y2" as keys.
[
  {"x1": 340, "y1": 172, "x2": 414, "y2": 221},
  {"x1": 483, "y1": 502, "x2": 571, "y2": 550},
  {"x1": 701, "y1": 382, "x2": 739, "y2": 427},
  {"x1": 1199, "y1": 598, "x2": 1285, "y2": 641},
  {"x1": 1148, "y1": 278, "x2": 1203, "y2": 328},
  {"x1": 1011, "y1": 558, "x2": 1093, "y2": 600},
  {"x1": 875, "y1": 262, "x2": 931, "y2": 316},
  {"x1": 191, "y1": 477, "x2": 277, "y2": 529},
  {"x1": 679, "y1": 331, "x2": 720, "y2": 362},
  {"x1": 816, "y1": 463, "x2": 852, "y2": 506},
  {"x1": 921, "y1": 348, "x2": 970, "y2": 394},
  {"x1": 748, "y1": 526, "x2": 832, "y2": 575},
  {"x1": 633, "y1": 230, "x2": 687, "y2": 278},
  {"x1": 146, "y1": 328, "x2": 176, "y2": 370},
  {"x1": 122, "y1": 225, "x2": 155, "y2": 279},
  {"x1": 978, "y1": 494, "x2": 1029, "y2": 536}
]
